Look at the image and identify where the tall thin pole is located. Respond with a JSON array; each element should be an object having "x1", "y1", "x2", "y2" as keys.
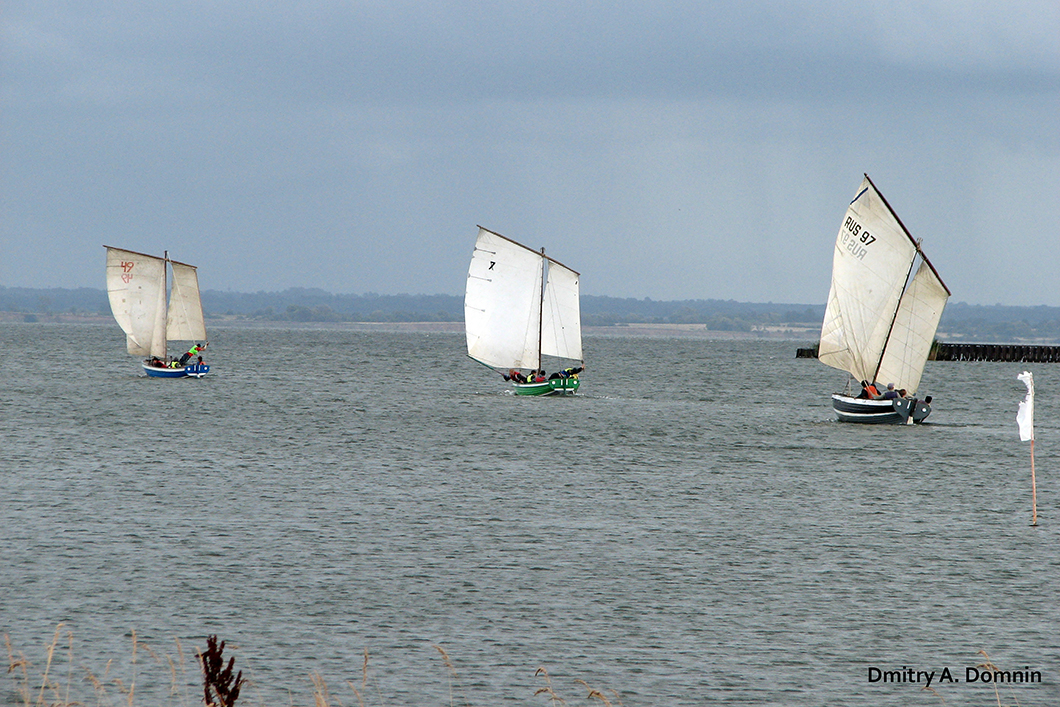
[
  {"x1": 163, "y1": 250, "x2": 169, "y2": 354},
  {"x1": 1030, "y1": 439, "x2": 1038, "y2": 526},
  {"x1": 537, "y1": 247, "x2": 545, "y2": 372}
]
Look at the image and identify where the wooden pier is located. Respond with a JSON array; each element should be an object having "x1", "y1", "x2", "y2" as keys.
[
  {"x1": 796, "y1": 343, "x2": 1060, "y2": 362},
  {"x1": 931, "y1": 343, "x2": 1060, "y2": 362}
]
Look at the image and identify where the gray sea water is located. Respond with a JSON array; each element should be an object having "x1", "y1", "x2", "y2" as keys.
[{"x1": 2, "y1": 322, "x2": 1058, "y2": 706}]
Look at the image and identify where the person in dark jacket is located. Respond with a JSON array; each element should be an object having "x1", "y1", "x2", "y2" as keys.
[{"x1": 875, "y1": 383, "x2": 899, "y2": 400}]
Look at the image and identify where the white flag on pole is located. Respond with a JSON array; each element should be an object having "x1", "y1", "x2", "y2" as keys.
[{"x1": 1017, "y1": 371, "x2": 1034, "y2": 442}]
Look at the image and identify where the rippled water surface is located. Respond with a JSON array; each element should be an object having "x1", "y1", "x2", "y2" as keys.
[{"x1": 2, "y1": 322, "x2": 1058, "y2": 706}]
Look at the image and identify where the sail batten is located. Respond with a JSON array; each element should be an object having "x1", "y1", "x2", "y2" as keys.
[{"x1": 818, "y1": 176, "x2": 949, "y2": 392}]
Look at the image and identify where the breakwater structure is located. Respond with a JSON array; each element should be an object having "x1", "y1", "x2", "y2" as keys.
[{"x1": 795, "y1": 342, "x2": 1060, "y2": 362}]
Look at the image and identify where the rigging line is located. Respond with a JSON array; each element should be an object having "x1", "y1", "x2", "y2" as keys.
[{"x1": 466, "y1": 354, "x2": 508, "y2": 377}]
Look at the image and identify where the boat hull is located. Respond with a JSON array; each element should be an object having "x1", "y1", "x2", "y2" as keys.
[
  {"x1": 143, "y1": 363, "x2": 210, "y2": 379},
  {"x1": 513, "y1": 378, "x2": 580, "y2": 396},
  {"x1": 831, "y1": 393, "x2": 931, "y2": 424}
]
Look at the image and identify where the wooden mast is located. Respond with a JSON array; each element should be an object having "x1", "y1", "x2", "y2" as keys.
[
  {"x1": 537, "y1": 247, "x2": 545, "y2": 372},
  {"x1": 164, "y1": 250, "x2": 169, "y2": 356}
]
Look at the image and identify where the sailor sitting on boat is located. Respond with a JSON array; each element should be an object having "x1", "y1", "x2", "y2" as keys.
[
  {"x1": 873, "y1": 383, "x2": 906, "y2": 400},
  {"x1": 857, "y1": 380, "x2": 880, "y2": 399},
  {"x1": 503, "y1": 369, "x2": 528, "y2": 383},
  {"x1": 549, "y1": 366, "x2": 584, "y2": 380}
]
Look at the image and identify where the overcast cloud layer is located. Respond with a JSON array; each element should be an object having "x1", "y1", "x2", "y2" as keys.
[{"x1": 3, "y1": 1, "x2": 1058, "y2": 305}]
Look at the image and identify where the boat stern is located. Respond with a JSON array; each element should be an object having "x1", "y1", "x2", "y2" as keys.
[
  {"x1": 832, "y1": 393, "x2": 931, "y2": 424},
  {"x1": 142, "y1": 362, "x2": 211, "y2": 378},
  {"x1": 513, "y1": 377, "x2": 580, "y2": 396}
]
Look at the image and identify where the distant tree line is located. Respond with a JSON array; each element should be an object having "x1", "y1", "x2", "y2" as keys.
[{"x1": 2, "y1": 286, "x2": 1060, "y2": 342}]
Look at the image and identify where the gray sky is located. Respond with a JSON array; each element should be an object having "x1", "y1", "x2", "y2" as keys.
[{"x1": 3, "y1": 1, "x2": 1058, "y2": 305}]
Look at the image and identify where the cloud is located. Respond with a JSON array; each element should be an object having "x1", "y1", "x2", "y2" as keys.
[
  {"x1": 7, "y1": 2, "x2": 1057, "y2": 107},
  {"x1": 2, "y1": 1, "x2": 1058, "y2": 305}
]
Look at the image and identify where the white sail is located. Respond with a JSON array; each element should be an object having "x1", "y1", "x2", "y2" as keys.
[
  {"x1": 106, "y1": 247, "x2": 168, "y2": 357},
  {"x1": 876, "y1": 259, "x2": 949, "y2": 393},
  {"x1": 541, "y1": 259, "x2": 582, "y2": 361},
  {"x1": 465, "y1": 228, "x2": 544, "y2": 369},
  {"x1": 167, "y1": 260, "x2": 207, "y2": 342},
  {"x1": 818, "y1": 176, "x2": 919, "y2": 383}
]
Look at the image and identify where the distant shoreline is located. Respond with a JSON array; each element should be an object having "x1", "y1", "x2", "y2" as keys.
[
  {"x1": 4, "y1": 310, "x2": 1057, "y2": 344},
  {"x1": 0, "y1": 311, "x2": 821, "y2": 340},
  {"x1": 5, "y1": 286, "x2": 1060, "y2": 343}
]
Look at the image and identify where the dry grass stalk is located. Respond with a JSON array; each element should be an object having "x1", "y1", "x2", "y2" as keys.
[
  {"x1": 36, "y1": 623, "x2": 65, "y2": 706},
  {"x1": 83, "y1": 667, "x2": 108, "y2": 705},
  {"x1": 342, "y1": 647, "x2": 369, "y2": 707},
  {"x1": 4, "y1": 633, "x2": 33, "y2": 705},
  {"x1": 89, "y1": 657, "x2": 117, "y2": 705},
  {"x1": 432, "y1": 644, "x2": 470, "y2": 707},
  {"x1": 4, "y1": 625, "x2": 75, "y2": 707},
  {"x1": 343, "y1": 647, "x2": 383, "y2": 707},
  {"x1": 533, "y1": 667, "x2": 566, "y2": 706},
  {"x1": 6, "y1": 628, "x2": 213, "y2": 707},
  {"x1": 8, "y1": 629, "x2": 637, "y2": 707},
  {"x1": 167, "y1": 648, "x2": 182, "y2": 699},
  {"x1": 574, "y1": 679, "x2": 622, "y2": 707},
  {"x1": 271, "y1": 647, "x2": 386, "y2": 707},
  {"x1": 126, "y1": 628, "x2": 138, "y2": 707},
  {"x1": 311, "y1": 671, "x2": 337, "y2": 707},
  {"x1": 975, "y1": 650, "x2": 1013, "y2": 707},
  {"x1": 344, "y1": 680, "x2": 367, "y2": 707},
  {"x1": 361, "y1": 648, "x2": 369, "y2": 693},
  {"x1": 920, "y1": 683, "x2": 947, "y2": 704}
]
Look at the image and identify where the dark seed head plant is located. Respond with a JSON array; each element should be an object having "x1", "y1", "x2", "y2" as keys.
[{"x1": 197, "y1": 635, "x2": 245, "y2": 707}]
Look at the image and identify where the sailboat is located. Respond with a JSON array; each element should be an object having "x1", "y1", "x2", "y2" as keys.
[
  {"x1": 105, "y1": 245, "x2": 211, "y2": 378},
  {"x1": 818, "y1": 175, "x2": 950, "y2": 423},
  {"x1": 464, "y1": 226, "x2": 583, "y2": 395}
]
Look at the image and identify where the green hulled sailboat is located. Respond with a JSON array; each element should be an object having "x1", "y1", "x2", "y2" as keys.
[{"x1": 464, "y1": 226, "x2": 584, "y2": 396}]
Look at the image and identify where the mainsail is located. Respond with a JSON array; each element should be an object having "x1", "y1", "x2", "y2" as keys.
[
  {"x1": 106, "y1": 247, "x2": 167, "y2": 357},
  {"x1": 465, "y1": 226, "x2": 582, "y2": 370},
  {"x1": 105, "y1": 246, "x2": 207, "y2": 358},
  {"x1": 818, "y1": 175, "x2": 949, "y2": 393}
]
